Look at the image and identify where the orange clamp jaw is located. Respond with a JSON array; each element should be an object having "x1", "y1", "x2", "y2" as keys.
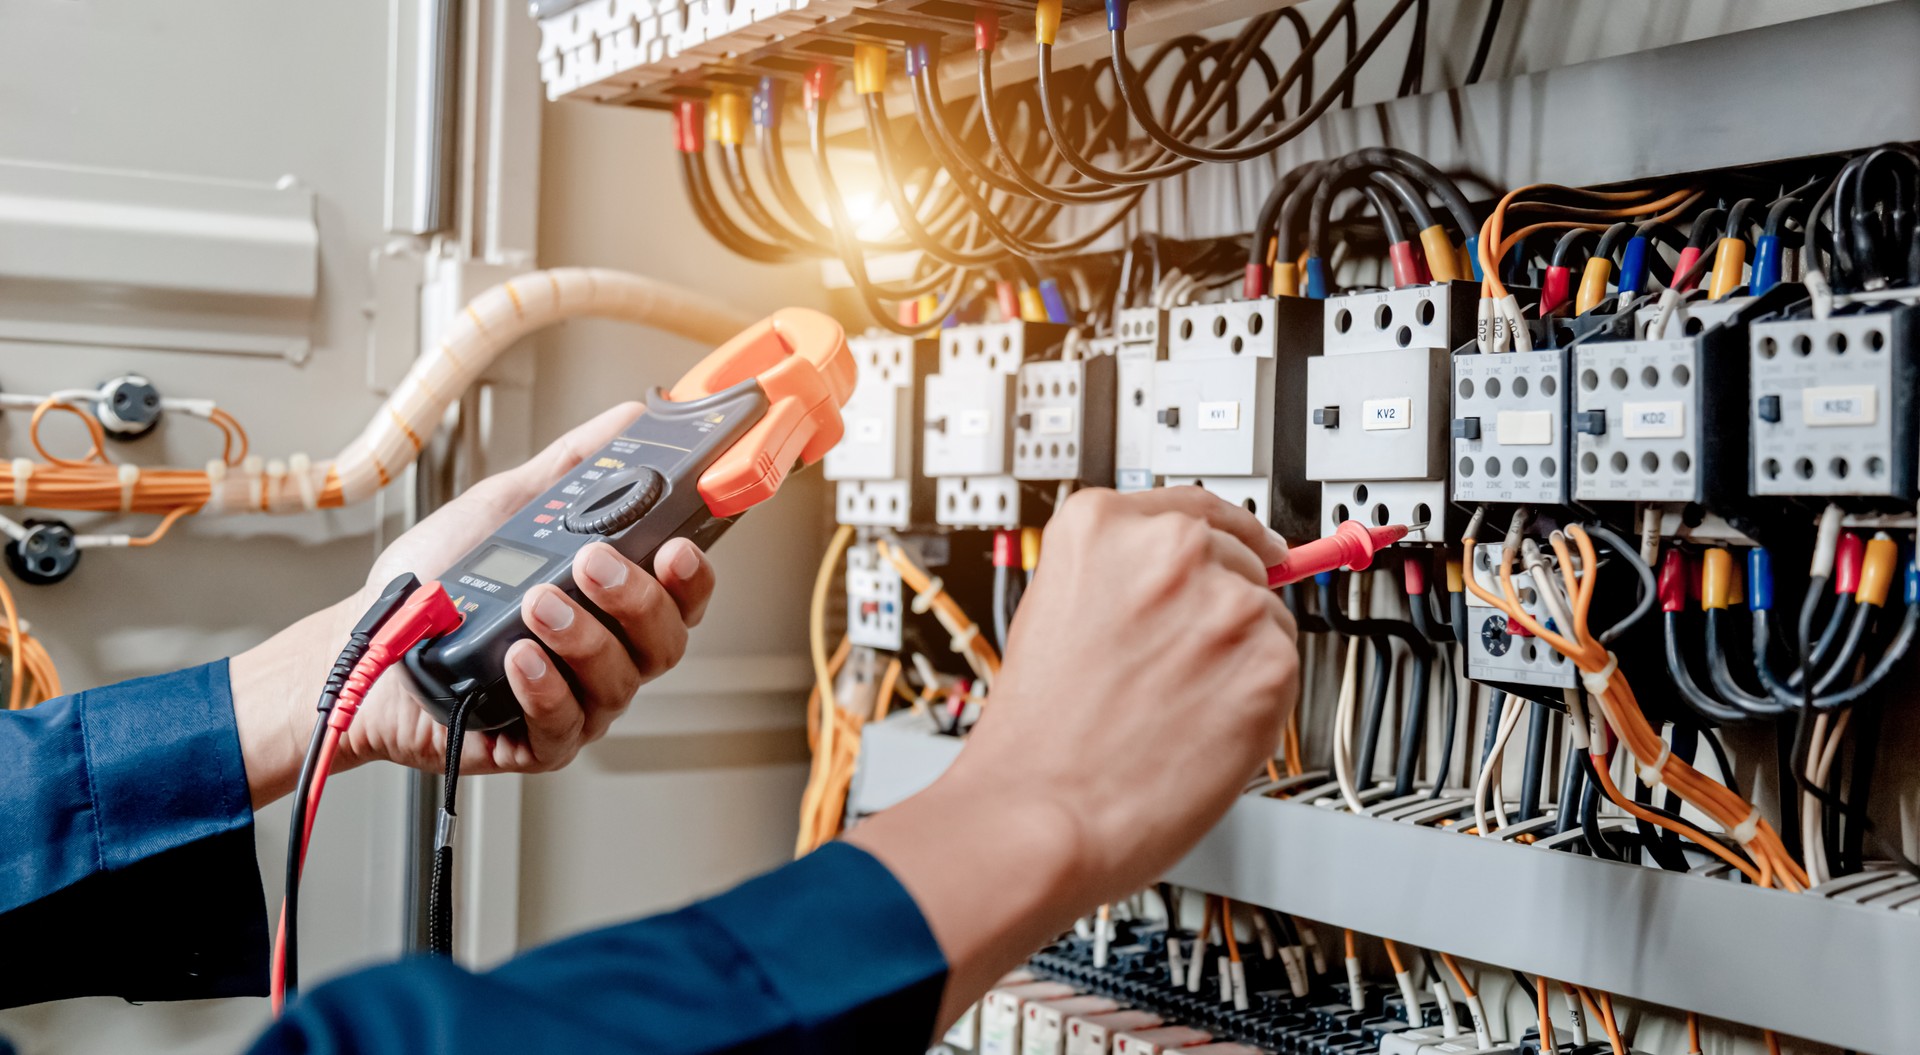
[{"x1": 666, "y1": 307, "x2": 855, "y2": 517}]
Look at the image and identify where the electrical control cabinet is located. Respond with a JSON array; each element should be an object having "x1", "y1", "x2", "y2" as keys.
[
  {"x1": 1013, "y1": 357, "x2": 1116, "y2": 485},
  {"x1": 1462, "y1": 558, "x2": 1580, "y2": 690},
  {"x1": 1450, "y1": 349, "x2": 1571, "y2": 506},
  {"x1": 845, "y1": 541, "x2": 903, "y2": 650},
  {"x1": 828, "y1": 334, "x2": 936, "y2": 528},
  {"x1": 1749, "y1": 305, "x2": 1919, "y2": 501},
  {"x1": 1305, "y1": 284, "x2": 1473, "y2": 541},
  {"x1": 926, "y1": 321, "x2": 1066, "y2": 529},
  {"x1": 1113, "y1": 307, "x2": 1168, "y2": 493}
]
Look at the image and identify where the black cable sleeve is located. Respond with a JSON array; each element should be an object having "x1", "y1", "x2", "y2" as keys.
[
  {"x1": 429, "y1": 694, "x2": 480, "y2": 958},
  {"x1": 1579, "y1": 752, "x2": 1622, "y2": 861},
  {"x1": 1663, "y1": 611, "x2": 1749, "y2": 725},
  {"x1": 1426, "y1": 649, "x2": 1459, "y2": 798},
  {"x1": 1705, "y1": 609, "x2": 1782, "y2": 715},
  {"x1": 1554, "y1": 742, "x2": 1584, "y2": 835}
]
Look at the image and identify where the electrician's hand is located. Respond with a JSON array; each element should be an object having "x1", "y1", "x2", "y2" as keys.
[
  {"x1": 230, "y1": 403, "x2": 715, "y2": 807},
  {"x1": 846, "y1": 486, "x2": 1298, "y2": 1031}
]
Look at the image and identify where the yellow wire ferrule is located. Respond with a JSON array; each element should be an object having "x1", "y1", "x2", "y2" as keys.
[
  {"x1": 1020, "y1": 527, "x2": 1042, "y2": 571},
  {"x1": 852, "y1": 43, "x2": 888, "y2": 95},
  {"x1": 1709, "y1": 237, "x2": 1747, "y2": 300},
  {"x1": 1576, "y1": 256, "x2": 1613, "y2": 315},
  {"x1": 712, "y1": 90, "x2": 748, "y2": 146},
  {"x1": 1018, "y1": 285, "x2": 1047, "y2": 322},
  {"x1": 1035, "y1": 0, "x2": 1063, "y2": 46},
  {"x1": 1727, "y1": 561, "x2": 1745, "y2": 607},
  {"x1": 1858, "y1": 533, "x2": 1898, "y2": 607},
  {"x1": 1445, "y1": 558, "x2": 1464, "y2": 594},
  {"x1": 1701, "y1": 548, "x2": 1732, "y2": 610},
  {"x1": 1418, "y1": 225, "x2": 1458, "y2": 282},
  {"x1": 1271, "y1": 261, "x2": 1300, "y2": 299}
]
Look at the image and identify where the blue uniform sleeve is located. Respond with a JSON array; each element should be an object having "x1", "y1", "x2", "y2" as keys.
[
  {"x1": 251, "y1": 841, "x2": 949, "y2": 1055},
  {"x1": 0, "y1": 659, "x2": 267, "y2": 1006}
]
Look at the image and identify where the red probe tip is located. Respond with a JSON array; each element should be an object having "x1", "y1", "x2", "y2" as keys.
[{"x1": 1266, "y1": 520, "x2": 1413, "y2": 589}]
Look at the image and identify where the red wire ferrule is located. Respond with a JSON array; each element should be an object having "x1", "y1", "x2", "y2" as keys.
[
  {"x1": 804, "y1": 65, "x2": 832, "y2": 111},
  {"x1": 1388, "y1": 242, "x2": 1420, "y2": 289},
  {"x1": 1658, "y1": 549, "x2": 1687, "y2": 613},
  {"x1": 1541, "y1": 264, "x2": 1572, "y2": 315},
  {"x1": 1674, "y1": 246, "x2": 1703, "y2": 291},
  {"x1": 1402, "y1": 553, "x2": 1427, "y2": 596},
  {"x1": 1243, "y1": 263, "x2": 1266, "y2": 301},
  {"x1": 974, "y1": 9, "x2": 999, "y2": 51},
  {"x1": 1834, "y1": 532, "x2": 1865, "y2": 595},
  {"x1": 672, "y1": 99, "x2": 702, "y2": 154},
  {"x1": 992, "y1": 529, "x2": 1017, "y2": 568}
]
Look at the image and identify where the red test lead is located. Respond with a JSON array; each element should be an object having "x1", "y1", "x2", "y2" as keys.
[{"x1": 1266, "y1": 520, "x2": 1412, "y2": 589}]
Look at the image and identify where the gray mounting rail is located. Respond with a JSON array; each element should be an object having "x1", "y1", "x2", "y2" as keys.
[{"x1": 853, "y1": 718, "x2": 1920, "y2": 1055}]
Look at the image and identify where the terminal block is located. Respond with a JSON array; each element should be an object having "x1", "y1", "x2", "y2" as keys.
[
  {"x1": 1451, "y1": 349, "x2": 1572, "y2": 506},
  {"x1": 1305, "y1": 283, "x2": 1475, "y2": 541},
  {"x1": 1113, "y1": 307, "x2": 1169, "y2": 493},
  {"x1": 1749, "y1": 304, "x2": 1918, "y2": 502},
  {"x1": 826, "y1": 334, "x2": 935, "y2": 528},
  {"x1": 1152, "y1": 298, "x2": 1320, "y2": 536},
  {"x1": 845, "y1": 542, "x2": 903, "y2": 651},
  {"x1": 1573, "y1": 292, "x2": 1787, "y2": 508},
  {"x1": 925, "y1": 321, "x2": 1067, "y2": 529},
  {"x1": 1013, "y1": 357, "x2": 1117, "y2": 486}
]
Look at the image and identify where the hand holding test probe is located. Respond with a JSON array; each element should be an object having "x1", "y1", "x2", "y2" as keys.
[{"x1": 1264, "y1": 520, "x2": 1417, "y2": 589}]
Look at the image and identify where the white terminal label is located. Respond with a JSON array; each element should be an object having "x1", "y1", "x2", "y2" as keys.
[
  {"x1": 1197, "y1": 401, "x2": 1241, "y2": 430},
  {"x1": 852, "y1": 417, "x2": 884, "y2": 444},
  {"x1": 957, "y1": 409, "x2": 992, "y2": 436},
  {"x1": 1802, "y1": 385, "x2": 1878, "y2": 427},
  {"x1": 1496, "y1": 409, "x2": 1554, "y2": 445},
  {"x1": 1622, "y1": 401, "x2": 1685, "y2": 439},
  {"x1": 1036, "y1": 407, "x2": 1075, "y2": 434},
  {"x1": 1362, "y1": 398, "x2": 1412, "y2": 430}
]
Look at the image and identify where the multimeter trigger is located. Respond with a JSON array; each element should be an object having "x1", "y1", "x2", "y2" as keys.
[{"x1": 402, "y1": 307, "x2": 856, "y2": 731}]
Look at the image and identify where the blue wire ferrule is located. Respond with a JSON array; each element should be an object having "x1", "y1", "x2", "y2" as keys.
[
  {"x1": 1905, "y1": 551, "x2": 1919, "y2": 605},
  {"x1": 1314, "y1": 571, "x2": 1333, "y2": 586},
  {"x1": 752, "y1": 77, "x2": 778, "y2": 128},
  {"x1": 1039, "y1": 279, "x2": 1070, "y2": 323},
  {"x1": 1304, "y1": 257, "x2": 1328, "y2": 299},
  {"x1": 1465, "y1": 235, "x2": 1483, "y2": 281},
  {"x1": 1106, "y1": 0, "x2": 1128, "y2": 32},
  {"x1": 1751, "y1": 233, "x2": 1782, "y2": 296},
  {"x1": 1747, "y1": 548, "x2": 1774, "y2": 611},
  {"x1": 1619, "y1": 236, "x2": 1648, "y2": 299},
  {"x1": 905, "y1": 42, "x2": 929, "y2": 77}
]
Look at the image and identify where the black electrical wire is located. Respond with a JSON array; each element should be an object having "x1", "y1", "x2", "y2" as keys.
[
  {"x1": 1841, "y1": 695, "x2": 1885, "y2": 873},
  {"x1": 1517, "y1": 700, "x2": 1550, "y2": 821},
  {"x1": 1582, "y1": 523, "x2": 1654, "y2": 644},
  {"x1": 1355, "y1": 637, "x2": 1393, "y2": 789},
  {"x1": 1479, "y1": 689, "x2": 1507, "y2": 771},
  {"x1": 863, "y1": 93, "x2": 1042, "y2": 268},
  {"x1": 1663, "y1": 610, "x2": 1748, "y2": 725},
  {"x1": 1791, "y1": 579, "x2": 1920, "y2": 880},
  {"x1": 1389, "y1": 649, "x2": 1431, "y2": 797},
  {"x1": 1813, "y1": 602, "x2": 1875, "y2": 695},
  {"x1": 1700, "y1": 726, "x2": 1741, "y2": 801},
  {"x1": 1704, "y1": 608, "x2": 1781, "y2": 715},
  {"x1": 1247, "y1": 162, "x2": 1321, "y2": 277},
  {"x1": 972, "y1": 51, "x2": 1145, "y2": 205},
  {"x1": 428, "y1": 693, "x2": 480, "y2": 957},
  {"x1": 1550, "y1": 227, "x2": 1598, "y2": 268},
  {"x1": 1463, "y1": 0, "x2": 1506, "y2": 84},
  {"x1": 992, "y1": 560, "x2": 1013, "y2": 654},
  {"x1": 1579, "y1": 752, "x2": 1624, "y2": 861},
  {"x1": 1282, "y1": 582, "x2": 1331, "y2": 634},
  {"x1": 281, "y1": 573, "x2": 418, "y2": 1001},
  {"x1": 717, "y1": 143, "x2": 822, "y2": 257},
  {"x1": 680, "y1": 149, "x2": 797, "y2": 264},
  {"x1": 1395, "y1": 0, "x2": 1429, "y2": 98},
  {"x1": 1554, "y1": 742, "x2": 1584, "y2": 834},
  {"x1": 1427, "y1": 649, "x2": 1459, "y2": 798}
]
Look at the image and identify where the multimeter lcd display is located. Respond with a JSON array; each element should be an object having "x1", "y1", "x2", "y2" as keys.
[{"x1": 466, "y1": 543, "x2": 549, "y2": 587}]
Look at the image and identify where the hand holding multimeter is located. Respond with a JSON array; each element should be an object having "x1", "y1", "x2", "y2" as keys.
[{"x1": 403, "y1": 307, "x2": 856, "y2": 731}]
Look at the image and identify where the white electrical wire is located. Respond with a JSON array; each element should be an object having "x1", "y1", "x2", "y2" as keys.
[
  {"x1": 1473, "y1": 697, "x2": 1526, "y2": 837},
  {"x1": 1332, "y1": 573, "x2": 1368, "y2": 812}
]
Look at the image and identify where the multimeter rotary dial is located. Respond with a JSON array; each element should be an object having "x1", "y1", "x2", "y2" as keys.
[{"x1": 563, "y1": 467, "x2": 668, "y2": 536}]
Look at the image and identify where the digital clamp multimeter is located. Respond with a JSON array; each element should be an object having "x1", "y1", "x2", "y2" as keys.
[{"x1": 404, "y1": 308, "x2": 855, "y2": 731}]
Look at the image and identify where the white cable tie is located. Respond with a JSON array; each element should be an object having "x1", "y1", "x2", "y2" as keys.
[
  {"x1": 10, "y1": 459, "x2": 31, "y2": 506},
  {"x1": 266, "y1": 459, "x2": 289, "y2": 513},
  {"x1": 949, "y1": 622, "x2": 980, "y2": 653},
  {"x1": 243, "y1": 456, "x2": 266, "y2": 511},
  {"x1": 910, "y1": 575, "x2": 943, "y2": 614},
  {"x1": 117, "y1": 463, "x2": 139, "y2": 514},
  {"x1": 1731, "y1": 806, "x2": 1763, "y2": 846},
  {"x1": 1637, "y1": 739, "x2": 1673, "y2": 790},
  {"x1": 205, "y1": 458, "x2": 228, "y2": 488},
  {"x1": 288, "y1": 453, "x2": 320, "y2": 511},
  {"x1": 159, "y1": 397, "x2": 219, "y2": 417},
  {"x1": 1581, "y1": 650, "x2": 1619, "y2": 699},
  {"x1": 72, "y1": 534, "x2": 131, "y2": 549}
]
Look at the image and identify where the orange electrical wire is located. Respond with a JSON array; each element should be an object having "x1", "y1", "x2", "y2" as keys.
[
  {"x1": 1536, "y1": 976, "x2": 1554, "y2": 1051},
  {"x1": 30, "y1": 400, "x2": 109, "y2": 468},
  {"x1": 1686, "y1": 1012, "x2": 1703, "y2": 1054},
  {"x1": 1343, "y1": 929, "x2": 1357, "y2": 959},
  {"x1": 125, "y1": 506, "x2": 197, "y2": 548},
  {"x1": 1594, "y1": 992, "x2": 1626, "y2": 1055},
  {"x1": 1462, "y1": 525, "x2": 1807, "y2": 890},
  {"x1": 1764, "y1": 1029, "x2": 1783, "y2": 1055},
  {"x1": 1477, "y1": 185, "x2": 1702, "y2": 298},
  {"x1": 1437, "y1": 952, "x2": 1474, "y2": 998},
  {"x1": 1382, "y1": 938, "x2": 1407, "y2": 974},
  {"x1": 208, "y1": 407, "x2": 250, "y2": 466},
  {"x1": 1219, "y1": 898, "x2": 1242, "y2": 962}
]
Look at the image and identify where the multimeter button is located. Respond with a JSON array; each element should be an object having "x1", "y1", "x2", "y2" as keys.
[{"x1": 562, "y1": 467, "x2": 667, "y2": 536}]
